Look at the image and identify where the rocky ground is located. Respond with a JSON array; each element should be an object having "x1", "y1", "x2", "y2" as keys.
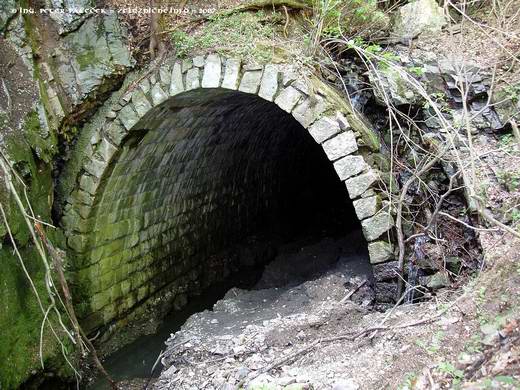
[
  {"x1": 147, "y1": 240, "x2": 519, "y2": 390},
  {"x1": 141, "y1": 231, "x2": 455, "y2": 390}
]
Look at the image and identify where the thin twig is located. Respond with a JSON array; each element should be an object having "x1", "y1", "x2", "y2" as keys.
[
  {"x1": 438, "y1": 211, "x2": 499, "y2": 232},
  {"x1": 340, "y1": 279, "x2": 367, "y2": 303},
  {"x1": 242, "y1": 294, "x2": 464, "y2": 385}
]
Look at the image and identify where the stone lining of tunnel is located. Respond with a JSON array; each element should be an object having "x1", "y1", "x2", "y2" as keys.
[{"x1": 60, "y1": 54, "x2": 397, "y2": 331}]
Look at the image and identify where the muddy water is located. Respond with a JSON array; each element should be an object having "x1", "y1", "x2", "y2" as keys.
[{"x1": 87, "y1": 280, "x2": 246, "y2": 389}]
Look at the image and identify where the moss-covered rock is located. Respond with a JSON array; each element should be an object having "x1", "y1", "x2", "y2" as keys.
[
  {"x1": 0, "y1": 245, "x2": 74, "y2": 389},
  {"x1": 0, "y1": 0, "x2": 16, "y2": 34},
  {"x1": 390, "y1": 0, "x2": 447, "y2": 43}
]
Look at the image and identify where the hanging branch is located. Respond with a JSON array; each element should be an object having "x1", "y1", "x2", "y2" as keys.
[
  {"x1": 34, "y1": 225, "x2": 117, "y2": 389},
  {"x1": 0, "y1": 203, "x2": 78, "y2": 375},
  {"x1": 395, "y1": 149, "x2": 447, "y2": 299},
  {"x1": 0, "y1": 153, "x2": 117, "y2": 389}
]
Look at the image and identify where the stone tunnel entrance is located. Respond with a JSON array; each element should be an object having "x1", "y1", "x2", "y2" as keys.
[
  {"x1": 71, "y1": 86, "x2": 372, "y2": 334},
  {"x1": 58, "y1": 55, "x2": 397, "y2": 339}
]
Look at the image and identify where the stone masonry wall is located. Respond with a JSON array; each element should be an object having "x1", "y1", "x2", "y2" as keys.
[
  {"x1": 74, "y1": 91, "x2": 316, "y2": 330},
  {"x1": 59, "y1": 54, "x2": 396, "y2": 332}
]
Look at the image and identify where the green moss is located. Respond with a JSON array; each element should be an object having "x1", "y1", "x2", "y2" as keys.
[
  {"x1": 23, "y1": 110, "x2": 58, "y2": 164},
  {"x1": 76, "y1": 49, "x2": 98, "y2": 71},
  {"x1": 0, "y1": 111, "x2": 8, "y2": 128},
  {"x1": 3, "y1": 132, "x2": 54, "y2": 242},
  {"x1": 0, "y1": 125, "x2": 70, "y2": 388},
  {"x1": 0, "y1": 246, "x2": 75, "y2": 389},
  {"x1": 310, "y1": 76, "x2": 381, "y2": 152}
]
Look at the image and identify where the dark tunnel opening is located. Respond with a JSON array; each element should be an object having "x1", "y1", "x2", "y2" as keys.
[
  {"x1": 82, "y1": 88, "x2": 373, "y2": 388},
  {"x1": 79, "y1": 88, "x2": 371, "y2": 336}
]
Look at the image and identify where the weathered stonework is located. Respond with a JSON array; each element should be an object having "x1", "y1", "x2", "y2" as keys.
[
  {"x1": 131, "y1": 90, "x2": 152, "y2": 117},
  {"x1": 362, "y1": 211, "x2": 394, "y2": 241},
  {"x1": 353, "y1": 195, "x2": 380, "y2": 220},
  {"x1": 151, "y1": 83, "x2": 168, "y2": 105},
  {"x1": 308, "y1": 116, "x2": 341, "y2": 143},
  {"x1": 170, "y1": 62, "x2": 184, "y2": 95},
  {"x1": 58, "y1": 54, "x2": 391, "y2": 333},
  {"x1": 186, "y1": 68, "x2": 201, "y2": 90},
  {"x1": 239, "y1": 70, "x2": 263, "y2": 94},
  {"x1": 368, "y1": 241, "x2": 394, "y2": 264},
  {"x1": 322, "y1": 131, "x2": 358, "y2": 161},
  {"x1": 345, "y1": 170, "x2": 379, "y2": 199},
  {"x1": 201, "y1": 54, "x2": 222, "y2": 88},
  {"x1": 221, "y1": 58, "x2": 241, "y2": 89},
  {"x1": 292, "y1": 96, "x2": 328, "y2": 128},
  {"x1": 333, "y1": 155, "x2": 367, "y2": 180},
  {"x1": 274, "y1": 86, "x2": 303, "y2": 112}
]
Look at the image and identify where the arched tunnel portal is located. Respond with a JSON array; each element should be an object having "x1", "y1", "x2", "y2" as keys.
[{"x1": 59, "y1": 56, "x2": 395, "y2": 333}]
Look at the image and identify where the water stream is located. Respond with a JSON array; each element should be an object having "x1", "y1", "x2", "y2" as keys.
[{"x1": 87, "y1": 281, "x2": 244, "y2": 389}]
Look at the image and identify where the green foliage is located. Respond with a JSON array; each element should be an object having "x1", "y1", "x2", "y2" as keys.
[
  {"x1": 312, "y1": 0, "x2": 389, "y2": 41},
  {"x1": 171, "y1": 11, "x2": 279, "y2": 62},
  {"x1": 423, "y1": 92, "x2": 450, "y2": 113},
  {"x1": 398, "y1": 372, "x2": 417, "y2": 390},
  {"x1": 504, "y1": 84, "x2": 520, "y2": 104},
  {"x1": 494, "y1": 375, "x2": 518, "y2": 385},
  {"x1": 408, "y1": 66, "x2": 425, "y2": 77},
  {"x1": 346, "y1": 39, "x2": 400, "y2": 71},
  {"x1": 416, "y1": 331, "x2": 446, "y2": 355},
  {"x1": 512, "y1": 209, "x2": 520, "y2": 231},
  {"x1": 171, "y1": 30, "x2": 197, "y2": 58},
  {"x1": 465, "y1": 334, "x2": 483, "y2": 354},
  {"x1": 496, "y1": 169, "x2": 520, "y2": 192},
  {"x1": 318, "y1": 0, "x2": 342, "y2": 38},
  {"x1": 480, "y1": 375, "x2": 520, "y2": 388},
  {"x1": 437, "y1": 361, "x2": 464, "y2": 384},
  {"x1": 498, "y1": 132, "x2": 520, "y2": 156}
]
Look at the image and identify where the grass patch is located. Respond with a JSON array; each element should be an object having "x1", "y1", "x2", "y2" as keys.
[{"x1": 171, "y1": 11, "x2": 284, "y2": 63}]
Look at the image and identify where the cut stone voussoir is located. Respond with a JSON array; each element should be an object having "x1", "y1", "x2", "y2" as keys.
[
  {"x1": 308, "y1": 117, "x2": 341, "y2": 144},
  {"x1": 321, "y1": 131, "x2": 358, "y2": 161},
  {"x1": 258, "y1": 64, "x2": 279, "y2": 102},
  {"x1": 345, "y1": 170, "x2": 379, "y2": 199},
  {"x1": 118, "y1": 105, "x2": 139, "y2": 131},
  {"x1": 353, "y1": 195, "x2": 380, "y2": 220},
  {"x1": 201, "y1": 54, "x2": 222, "y2": 89},
  {"x1": 333, "y1": 155, "x2": 367, "y2": 181},
  {"x1": 239, "y1": 70, "x2": 263, "y2": 94},
  {"x1": 131, "y1": 89, "x2": 152, "y2": 117},
  {"x1": 169, "y1": 62, "x2": 184, "y2": 96},
  {"x1": 368, "y1": 241, "x2": 394, "y2": 264},
  {"x1": 186, "y1": 68, "x2": 201, "y2": 90},
  {"x1": 221, "y1": 58, "x2": 241, "y2": 90},
  {"x1": 274, "y1": 85, "x2": 303, "y2": 113},
  {"x1": 362, "y1": 211, "x2": 394, "y2": 241}
]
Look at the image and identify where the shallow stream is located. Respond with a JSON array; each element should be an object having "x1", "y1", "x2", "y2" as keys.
[{"x1": 87, "y1": 280, "x2": 243, "y2": 389}]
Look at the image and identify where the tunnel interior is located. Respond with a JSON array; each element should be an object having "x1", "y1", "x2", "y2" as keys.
[{"x1": 78, "y1": 88, "x2": 368, "y2": 330}]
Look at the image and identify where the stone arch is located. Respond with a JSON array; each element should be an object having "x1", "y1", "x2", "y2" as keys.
[{"x1": 59, "y1": 54, "x2": 394, "y2": 331}]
